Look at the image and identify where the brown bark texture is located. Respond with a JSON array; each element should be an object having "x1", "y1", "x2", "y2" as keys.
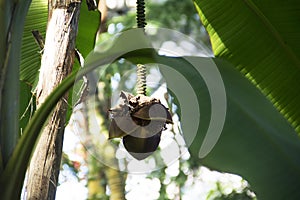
[{"x1": 26, "y1": 0, "x2": 81, "y2": 199}]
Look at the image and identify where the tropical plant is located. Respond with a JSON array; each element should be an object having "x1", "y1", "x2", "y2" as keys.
[{"x1": 0, "y1": 0, "x2": 299, "y2": 200}]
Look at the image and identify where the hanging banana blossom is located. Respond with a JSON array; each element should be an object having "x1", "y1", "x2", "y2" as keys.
[
  {"x1": 108, "y1": 0, "x2": 173, "y2": 160},
  {"x1": 109, "y1": 91, "x2": 173, "y2": 160}
]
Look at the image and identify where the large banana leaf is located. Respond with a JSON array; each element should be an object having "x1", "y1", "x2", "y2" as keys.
[
  {"x1": 165, "y1": 57, "x2": 300, "y2": 199},
  {"x1": 193, "y1": 0, "x2": 300, "y2": 134}
]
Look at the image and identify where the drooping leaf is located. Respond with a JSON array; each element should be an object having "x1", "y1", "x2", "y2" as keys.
[
  {"x1": 193, "y1": 0, "x2": 300, "y2": 134},
  {"x1": 86, "y1": 30, "x2": 300, "y2": 198},
  {"x1": 3, "y1": 29, "x2": 300, "y2": 200}
]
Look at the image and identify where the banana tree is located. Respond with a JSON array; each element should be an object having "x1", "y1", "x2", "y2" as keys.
[{"x1": 0, "y1": 0, "x2": 300, "y2": 200}]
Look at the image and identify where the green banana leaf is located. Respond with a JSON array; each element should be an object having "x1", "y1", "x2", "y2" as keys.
[
  {"x1": 3, "y1": 27, "x2": 300, "y2": 199},
  {"x1": 193, "y1": 0, "x2": 300, "y2": 134},
  {"x1": 165, "y1": 57, "x2": 300, "y2": 199},
  {"x1": 20, "y1": 0, "x2": 47, "y2": 85}
]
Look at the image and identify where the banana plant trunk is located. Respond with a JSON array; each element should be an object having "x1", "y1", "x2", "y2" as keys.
[{"x1": 26, "y1": 0, "x2": 81, "y2": 199}]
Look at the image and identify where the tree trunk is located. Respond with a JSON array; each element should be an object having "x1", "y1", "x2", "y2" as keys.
[
  {"x1": 105, "y1": 167, "x2": 125, "y2": 200},
  {"x1": 26, "y1": 0, "x2": 81, "y2": 199}
]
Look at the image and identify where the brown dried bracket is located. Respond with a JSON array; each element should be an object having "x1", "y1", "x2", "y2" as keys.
[{"x1": 109, "y1": 91, "x2": 173, "y2": 160}]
